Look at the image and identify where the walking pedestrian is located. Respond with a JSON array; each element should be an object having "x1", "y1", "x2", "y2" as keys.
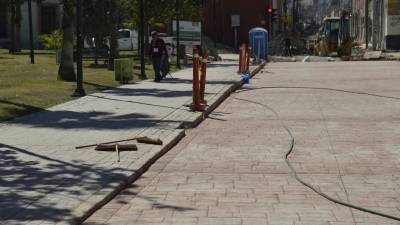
[
  {"x1": 284, "y1": 37, "x2": 293, "y2": 57},
  {"x1": 149, "y1": 31, "x2": 167, "y2": 82}
]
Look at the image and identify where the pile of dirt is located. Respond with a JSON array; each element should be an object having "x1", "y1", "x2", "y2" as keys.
[{"x1": 350, "y1": 46, "x2": 365, "y2": 60}]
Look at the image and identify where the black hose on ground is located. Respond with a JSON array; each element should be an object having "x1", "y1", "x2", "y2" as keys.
[{"x1": 233, "y1": 86, "x2": 400, "y2": 222}]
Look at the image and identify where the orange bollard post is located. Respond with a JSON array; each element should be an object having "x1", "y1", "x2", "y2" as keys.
[
  {"x1": 238, "y1": 44, "x2": 243, "y2": 73},
  {"x1": 240, "y1": 44, "x2": 247, "y2": 73},
  {"x1": 246, "y1": 45, "x2": 250, "y2": 72},
  {"x1": 200, "y1": 50, "x2": 208, "y2": 105},
  {"x1": 240, "y1": 44, "x2": 246, "y2": 73},
  {"x1": 192, "y1": 48, "x2": 202, "y2": 111}
]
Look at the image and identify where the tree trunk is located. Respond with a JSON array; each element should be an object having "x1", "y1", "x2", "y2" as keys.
[
  {"x1": 108, "y1": 0, "x2": 119, "y2": 71},
  {"x1": 58, "y1": 0, "x2": 76, "y2": 81},
  {"x1": 9, "y1": 2, "x2": 16, "y2": 54},
  {"x1": 14, "y1": 0, "x2": 22, "y2": 52}
]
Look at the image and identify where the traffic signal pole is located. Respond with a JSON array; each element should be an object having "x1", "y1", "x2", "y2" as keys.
[
  {"x1": 365, "y1": 0, "x2": 369, "y2": 49},
  {"x1": 267, "y1": 6, "x2": 272, "y2": 40},
  {"x1": 283, "y1": 0, "x2": 288, "y2": 32},
  {"x1": 270, "y1": 0, "x2": 273, "y2": 39},
  {"x1": 176, "y1": 0, "x2": 181, "y2": 69}
]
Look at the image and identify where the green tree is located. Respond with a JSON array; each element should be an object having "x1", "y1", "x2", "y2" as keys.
[
  {"x1": 38, "y1": 30, "x2": 62, "y2": 50},
  {"x1": 128, "y1": 0, "x2": 203, "y2": 53},
  {"x1": 58, "y1": 0, "x2": 76, "y2": 81},
  {"x1": 7, "y1": 0, "x2": 23, "y2": 53},
  {"x1": 108, "y1": 0, "x2": 119, "y2": 70},
  {"x1": 81, "y1": 0, "x2": 132, "y2": 68},
  {"x1": 129, "y1": 0, "x2": 203, "y2": 34}
]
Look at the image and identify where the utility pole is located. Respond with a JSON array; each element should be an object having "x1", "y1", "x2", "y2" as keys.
[
  {"x1": 73, "y1": 0, "x2": 85, "y2": 97},
  {"x1": 27, "y1": 0, "x2": 35, "y2": 64},
  {"x1": 292, "y1": 0, "x2": 296, "y2": 33},
  {"x1": 365, "y1": 0, "x2": 369, "y2": 49},
  {"x1": 269, "y1": 0, "x2": 273, "y2": 39},
  {"x1": 372, "y1": 0, "x2": 380, "y2": 50},
  {"x1": 213, "y1": 0, "x2": 217, "y2": 48},
  {"x1": 176, "y1": 0, "x2": 181, "y2": 69},
  {"x1": 283, "y1": 0, "x2": 288, "y2": 32},
  {"x1": 139, "y1": 0, "x2": 146, "y2": 79}
]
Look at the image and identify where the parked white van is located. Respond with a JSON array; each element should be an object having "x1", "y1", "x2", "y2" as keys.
[{"x1": 118, "y1": 29, "x2": 138, "y2": 51}]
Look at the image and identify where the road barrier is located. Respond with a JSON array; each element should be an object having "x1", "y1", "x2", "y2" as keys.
[
  {"x1": 239, "y1": 43, "x2": 250, "y2": 73},
  {"x1": 200, "y1": 50, "x2": 208, "y2": 104},
  {"x1": 191, "y1": 48, "x2": 206, "y2": 111},
  {"x1": 193, "y1": 48, "x2": 200, "y2": 109},
  {"x1": 191, "y1": 48, "x2": 208, "y2": 111},
  {"x1": 246, "y1": 45, "x2": 250, "y2": 72}
]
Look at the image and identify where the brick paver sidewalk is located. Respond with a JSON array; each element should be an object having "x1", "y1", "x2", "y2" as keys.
[
  {"x1": 0, "y1": 55, "x2": 263, "y2": 225},
  {"x1": 85, "y1": 61, "x2": 400, "y2": 225}
]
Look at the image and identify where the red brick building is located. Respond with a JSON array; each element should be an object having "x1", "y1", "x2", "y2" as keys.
[{"x1": 203, "y1": 0, "x2": 271, "y2": 49}]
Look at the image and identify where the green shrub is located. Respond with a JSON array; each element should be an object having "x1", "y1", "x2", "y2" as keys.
[{"x1": 39, "y1": 30, "x2": 62, "y2": 50}]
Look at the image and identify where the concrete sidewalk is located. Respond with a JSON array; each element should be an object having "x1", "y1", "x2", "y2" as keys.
[{"x1": 0, "y1": 55, "x2": 265, "y2": 225}]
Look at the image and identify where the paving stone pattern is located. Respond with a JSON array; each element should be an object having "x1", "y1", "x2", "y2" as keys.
[
  {"x1": 85, "y1": 61, "x2": 400, "y2": 225},
  {"x1": 0, "y1": 56, "x2": 254, "y2": 225}
]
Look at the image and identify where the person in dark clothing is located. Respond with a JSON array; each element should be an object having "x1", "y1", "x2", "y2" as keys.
[
  {"x1": 284, "y1": 37, "x2": 292, "y2": 57},
  {"x1": 149, "y1": 31, "x2": 167, "y2": 82}
]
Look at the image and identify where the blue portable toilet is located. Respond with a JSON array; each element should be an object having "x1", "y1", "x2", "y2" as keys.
[{"x1": 249, "y1": 27, "x2": 269, "y2": 60}]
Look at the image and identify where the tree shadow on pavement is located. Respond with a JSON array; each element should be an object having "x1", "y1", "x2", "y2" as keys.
[
  {"x1": 83, "y1": 82, "x2": 117, "y2": 92},
  {"x1": 160, "y1": 77, "x2": 237, "y2": 85},
  {"x1": 139, "y1": 195, "x2": 195, "y2": 211},
  {"x1": 88, "y1": 95, "x2": 182, "y2": 110},
  {"x1": 0, "y1": 99, "x2": 46, "y2": 122},
  {"x1": 208, "y1": 63, "x2": 238, "y2": 67},
  {"x1": 101, "y1": 87, "x2": 193, "y2": 98},
  {"x1": 8, "y1": 110, "x2": 180, "y2": 130},
  {"x1": 0, "y1": 143, "x2": 128, "y2": 224}
]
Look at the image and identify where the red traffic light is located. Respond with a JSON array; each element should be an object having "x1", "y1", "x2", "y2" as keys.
[{"x1": 267, "y1": 7, "x2": 273, "y2": 14}]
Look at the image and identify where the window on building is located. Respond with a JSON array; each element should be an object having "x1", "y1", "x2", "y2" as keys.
[
  {"x1": 0, "y1": 5, "x2": 7, "y2": 38},
  {"x1": 41, "y1": 5, "x2": 57, "y2": 34}
]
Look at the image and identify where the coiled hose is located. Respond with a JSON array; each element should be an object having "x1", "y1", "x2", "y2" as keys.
[{"x1": 233, "y1": 86, "x2": 400, "y2": 222}]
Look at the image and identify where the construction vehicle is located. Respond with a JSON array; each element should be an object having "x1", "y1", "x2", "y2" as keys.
[{"x1": 314, "y1": 11, "x2": 354, "y2": 57}]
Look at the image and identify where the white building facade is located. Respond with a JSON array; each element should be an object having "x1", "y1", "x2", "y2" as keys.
[
  {"x1": 0, "y1": 0, "x2": 62, "y2": 48},
  {"x1": 352, "y1": 0, "x2": 400, "y2": 50}
]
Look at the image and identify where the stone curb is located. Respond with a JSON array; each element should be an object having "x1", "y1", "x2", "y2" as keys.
[
  {"x1": 74, "y1": 61, "x2": 267, "y2": 225},
  {"x1": 72, "y1": 130, "x2": 185, "y2": 225}
]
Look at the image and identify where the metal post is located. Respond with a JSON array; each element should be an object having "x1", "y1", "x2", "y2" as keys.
[
  {"x1": 213, "y1": 0, "x2": 217, "y2": 48},
  {"x1": 73, "y1": 0, "x2": 85, "y2": 96},
  {"x1": 283, "y1": 0, "x2": 287, "y2": 32},
  {"x1": 372, "y1": 0, "x2": 378, "y2": 50},
  {"x1": 269, "y1": 0, "x2": 273, "y2": 39},
  {"x1": 27, "y1": 0, "x2": 35, "y2": 64},
  {"x1": 176, "y1": 0, "x2": 181, "y2": 69},
  {"x1": 365, "y1": 0, "x2": 369, "y2": 49},
  {"x1": 234, "y1": 27, "x2": 238, "y2": 49},
  {"x1": 139, "y1": 0, "x2": 146, "y2": 79},
  {"x1": 292, "y1": 0, "x2": 296, "y2": 32}
]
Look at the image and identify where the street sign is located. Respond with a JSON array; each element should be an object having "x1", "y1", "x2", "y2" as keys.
[
  {"x1": 173, "y1": 20, "x2": 201, "y2": 46},
  {"x1": 231, "y1": 15, "x2": 240, "y2": 27}
]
